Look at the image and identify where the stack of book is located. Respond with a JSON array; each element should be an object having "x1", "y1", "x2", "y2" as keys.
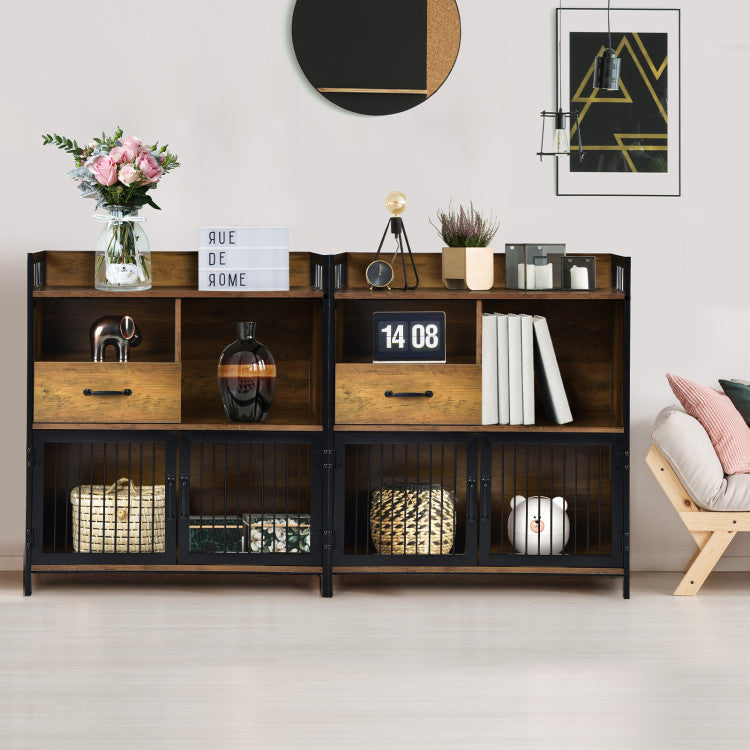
[{"x1": 481, "y1": 313, "x2": 573, "y2": 426}]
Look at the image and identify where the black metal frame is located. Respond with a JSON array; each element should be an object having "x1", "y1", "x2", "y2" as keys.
[
  {"x1": 25, "y1": 251, "x2": 630, "y2": 598},
  {"x1": 332, "y1": 432, "x2": 479, "y2": 567},
  {"x1": 478, "y1": 433, "x2": 626, "y2": 571},
  {"x1": 29, "y1": 429, "x2": 178, "y2": 566},
  {"x1": 177, "y1": 431, "x2": 324, "y2": 567}
]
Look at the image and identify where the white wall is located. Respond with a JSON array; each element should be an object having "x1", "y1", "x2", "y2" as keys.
[{"x1": 3, "y1": 0, "x2": 750, "y2": 572}]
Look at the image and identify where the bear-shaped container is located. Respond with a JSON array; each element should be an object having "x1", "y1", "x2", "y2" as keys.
[{"x1": 507, "y1": 495, "x2": 570, "y2": 555}]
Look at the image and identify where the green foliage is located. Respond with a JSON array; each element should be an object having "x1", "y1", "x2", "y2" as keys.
[{"x1": 41, "y1": 133, "x2": 83, "y2": 158}]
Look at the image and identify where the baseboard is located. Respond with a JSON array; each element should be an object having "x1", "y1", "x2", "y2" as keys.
[
  {"x1": 0, "y1": 555, "x2": 23, "y2": 572},
  {"x1": 3, "y1": 554, "x2": 750, "y2": 573},
  {"x1": 633, "y1": 556, "x2": 750, "y2": 572}
]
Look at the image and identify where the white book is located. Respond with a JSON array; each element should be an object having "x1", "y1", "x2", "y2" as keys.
[
  {"x1": 507, "y1": 314, "x2": 523, "y2": 425},
  {"x1": 495, "y1": 313, "x2": 510, "y2": 425},
  {"x1": 532, "y1": 315, "x2": 573, "y2": 425},
  {"x1": 520, "y1": 314, "x2": 535, "y2": 425},
  {"x1": 481, "y1": 314, "x2": 499, "y2": 425}
]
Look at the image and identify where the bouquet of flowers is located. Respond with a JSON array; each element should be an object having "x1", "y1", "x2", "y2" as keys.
[
  {"x1": 42, "y1": 126, "x2": 179, "y2": 209},
  {"x1": 42, "y1": 127, "x2": 180, "y2": 288}
]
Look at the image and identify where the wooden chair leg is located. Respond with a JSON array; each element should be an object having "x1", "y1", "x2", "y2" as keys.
[
  {"x1": 674, "y1": 530, "x2": 736, "y2": 596},
  {"x1": 683, "y1": 547, "x2": 701, "y2": 574}
]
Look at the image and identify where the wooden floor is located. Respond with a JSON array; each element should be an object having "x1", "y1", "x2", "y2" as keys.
[{"x1": 2, "y1": 571, "x2": 749, "y2": 749}]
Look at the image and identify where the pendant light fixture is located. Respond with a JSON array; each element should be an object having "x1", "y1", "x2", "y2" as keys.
[
  {"x1": 537, "y1": 0, "x2": 584, "y2": 162},
  {"x1": 593, "y1": 0, "x2": 621, "y2": 91}
]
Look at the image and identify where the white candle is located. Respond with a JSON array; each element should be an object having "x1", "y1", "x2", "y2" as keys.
[
  {"x1": 535, "y1": 263, "x2": 553, "y2": 289},
  {"x1": 570, "y1": 266, "x2": 589, "y2": 290},
  {"x1": 518, "y1": 263, "x2": 536, "y2": 290}
]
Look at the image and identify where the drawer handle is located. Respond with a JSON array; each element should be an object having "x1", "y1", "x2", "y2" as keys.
[
  {"x1": 83, "y1": 388, "x2": 133, "y2": 397},
  {"x1": 384, "y1": 390, "x2": 434, "y2": 398}
]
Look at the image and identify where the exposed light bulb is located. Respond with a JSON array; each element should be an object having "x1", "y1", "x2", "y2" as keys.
[
  {"x1": 553, "y1": 128, "x2": 569, "y2": 157},
  {"x1": 553, "y1": 110, "x2": 568, "y2": 157}
]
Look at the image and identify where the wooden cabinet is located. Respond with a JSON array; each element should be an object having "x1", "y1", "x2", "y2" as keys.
[
  {"x1": 330, "y1": 252, "x2": 630, "y2": 597},
  {"x1": 25, "y1": 250, "x2": 630, "y2": 598},
  {"x1": 25, "y1": 251, "x2": 329, "y2": 595}
]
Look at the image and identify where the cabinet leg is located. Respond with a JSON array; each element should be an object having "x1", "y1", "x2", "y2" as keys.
[
  {"x1": 320, "y1": 569, "x2": 333, "y2": 598},
  {"x1": 23, "y1": 560, "x2": 32, "y2": 596},
  {"x1": 622, "y1": 571, "x2": 630, "y2": 599}
]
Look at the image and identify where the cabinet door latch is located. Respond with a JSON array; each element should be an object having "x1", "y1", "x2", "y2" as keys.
[
  {"x1": 322, "y1": 529, "x2": 335, "y2": 550},
  {"x1": 322, "y1": 448, "x2": 335, "y2": 470}
]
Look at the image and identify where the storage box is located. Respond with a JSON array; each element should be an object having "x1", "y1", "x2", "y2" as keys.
[
  {"x1": 189, "y1": 516, "x2": 244, "y2": 553},
  {"x1": 369, "y1": 483, "x2": 456, "y2": 555},
  {"x1": 70, "y1": 477, "x2": 165, "y2": 553},
  {"x1": 241, "y1": 513, "x2": 311, "y2": 553}
]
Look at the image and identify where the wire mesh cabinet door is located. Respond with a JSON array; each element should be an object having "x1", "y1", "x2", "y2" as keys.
[
  {"x1": 332, "y1": 433, "x2": 479, "y2": 567},
  {"x1": 177, "y1": 433, "x2": 324, "y2": 566},
  {"x1": 30, "y1": 431, "x2": 178, "y2": 565},
  {"x1": 478, "y1": 434, "x2": 626, "y2": 570}
]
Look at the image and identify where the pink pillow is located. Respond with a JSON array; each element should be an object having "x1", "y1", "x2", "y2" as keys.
[{"x1": 667, "y1": 373, "x2": 750, "y2": 474}]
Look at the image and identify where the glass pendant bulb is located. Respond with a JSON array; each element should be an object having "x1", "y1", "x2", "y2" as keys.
[{"x1": 553, "y1": 110, "x2": 569, "y2": 157}]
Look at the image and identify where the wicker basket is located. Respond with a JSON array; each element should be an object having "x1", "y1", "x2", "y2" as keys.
[
  {"x1": 369, "y1": 483, "x2": 456, "y2": 555},
  {"x1": 70, "y1": 477, "x2": 166, "y2": 553}
]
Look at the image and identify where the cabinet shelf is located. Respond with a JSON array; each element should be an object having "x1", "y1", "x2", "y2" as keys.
[
  {"x1": 334, "y1": 288, "x2": 625, "y2": 301},
  {"x1": 33, "y1": 285, "x2": 323, "y2": 299},
  {"x1": 334, "y1": 422, "x2": 624, "y2": 433}
]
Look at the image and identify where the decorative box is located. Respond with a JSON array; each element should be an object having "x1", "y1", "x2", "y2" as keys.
[
  {"x1": 562, "y1": 256, "x2": 596, "y2": 290},
  {"x1": 70, "y1": 477, "x2": 165, "y2": 553},
  {"x1": 242, "y1": 513, "x2": 311, "y2": 553},
  {"x1": 189, "y1": 516, "x2": 244, "y2": 553},
  {"x1": 505, "y1": 244, "x2": 566, "y2": 290}
]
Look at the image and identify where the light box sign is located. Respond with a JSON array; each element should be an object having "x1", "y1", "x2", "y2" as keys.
[
  {"x1": 373, "y1": 311, "x2": 446, "y2": 363},
  {"x1": 198, "y1": 226, "x2": 290, "y2": 291}
]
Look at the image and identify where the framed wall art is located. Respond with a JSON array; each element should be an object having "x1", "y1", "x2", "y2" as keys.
[{"x1": 557, "y1": 8, "x2": 680, "y2": 196}]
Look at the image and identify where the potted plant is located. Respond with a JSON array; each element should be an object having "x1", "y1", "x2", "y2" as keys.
[{"x1": 431, "y1": 203, "x2": 499, "y2": 290}]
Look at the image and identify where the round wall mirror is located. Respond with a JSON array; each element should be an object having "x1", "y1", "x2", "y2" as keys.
[{"x1": 292, "y1": 0, "x2": 461, "y2": 116}]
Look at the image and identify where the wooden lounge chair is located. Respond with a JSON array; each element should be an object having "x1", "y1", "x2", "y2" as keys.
[{"x1": 646, "y1": 444, "x2": 750, "y2": 595}]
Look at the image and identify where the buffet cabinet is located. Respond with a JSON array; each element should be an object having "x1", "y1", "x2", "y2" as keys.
[{"x1": 26, "y1": 251, "x2": 630, "y2": 597}]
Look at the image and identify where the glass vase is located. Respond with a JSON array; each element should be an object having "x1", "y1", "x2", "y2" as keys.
[
  {"x1": 218, "y1": 322, "x2": 277, "y2": 422},
  {"x1": 94, "y1": 205, "x2": 152, "y2": 291}
]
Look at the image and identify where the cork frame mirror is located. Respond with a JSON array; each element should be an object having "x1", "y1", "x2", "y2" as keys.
[{"x1": 292, "y1": 0, "x2": 461, "y2": 116}]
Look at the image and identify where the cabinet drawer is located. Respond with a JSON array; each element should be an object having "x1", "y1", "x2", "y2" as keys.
[
  {"x1": 34, "y1": 363, "x2": 181, "y2": 424},
  {"x1": 336, "y1": 364, "x2": 480, "y2": 425}
]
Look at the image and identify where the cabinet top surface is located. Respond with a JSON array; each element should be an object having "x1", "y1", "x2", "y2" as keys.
[{"x1": 32, "y1": 251, "x2": 628, "y2": 300}]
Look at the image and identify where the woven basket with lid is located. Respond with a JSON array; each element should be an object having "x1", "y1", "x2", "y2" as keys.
[
  {"x1": 369, "y1": 483, "x2": 456, "y2": 555},
  {"x1": 70, "y1": 477, "x2": 166, "y2": 553}
]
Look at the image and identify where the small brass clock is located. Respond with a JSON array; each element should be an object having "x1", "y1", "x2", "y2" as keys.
[{"x1": 365, "y1": 259, "x2": 394, "y2": 290}]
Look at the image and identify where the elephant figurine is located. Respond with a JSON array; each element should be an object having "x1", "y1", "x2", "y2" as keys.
[{"x1": 90, "y1": 315, "x2": 142, "y2": 362}]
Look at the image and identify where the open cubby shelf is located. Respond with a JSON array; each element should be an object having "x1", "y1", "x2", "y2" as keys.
[{"x1": 26, "y1": 250, "x2": 629, "y2": 598}]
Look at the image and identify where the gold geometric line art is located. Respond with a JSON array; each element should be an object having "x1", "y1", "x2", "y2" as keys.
[
  {"x1": 632, "y1": 33, "x2": 667, "y2": 79},
  {"x1": 570, "y1": 39, "x2": 634, "y2": 138},
  {"x1": 582, "y1": 145, "x2": 667, "y2": 150},
  {"x1": 569, "y1": 35, "x2": 668, "y2": 139},
  {"x1": 613, "y1": 133, "x2": 667, "y2": 173}
]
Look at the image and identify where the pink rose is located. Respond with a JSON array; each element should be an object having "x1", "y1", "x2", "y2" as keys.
[
  {"x1": 109, "y1": 146, "x2": 127, "y2": 163},
  {"x1": 118, "y1": 164, "x2": 139, "y2": 186},
  {"x1": 136, "y1": 151, "x2": 163, "y2": 183},
  {"x1": 119, "y1": 136, "x2": 143, "y2": 162},
  {"x1": 88, "y1": 155, "x2": 118, "y2": 186}
]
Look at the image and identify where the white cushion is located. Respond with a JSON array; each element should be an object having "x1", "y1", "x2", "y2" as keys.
[{"x1": 652, "y1": 405, "x2": 750, "y2": 510}]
